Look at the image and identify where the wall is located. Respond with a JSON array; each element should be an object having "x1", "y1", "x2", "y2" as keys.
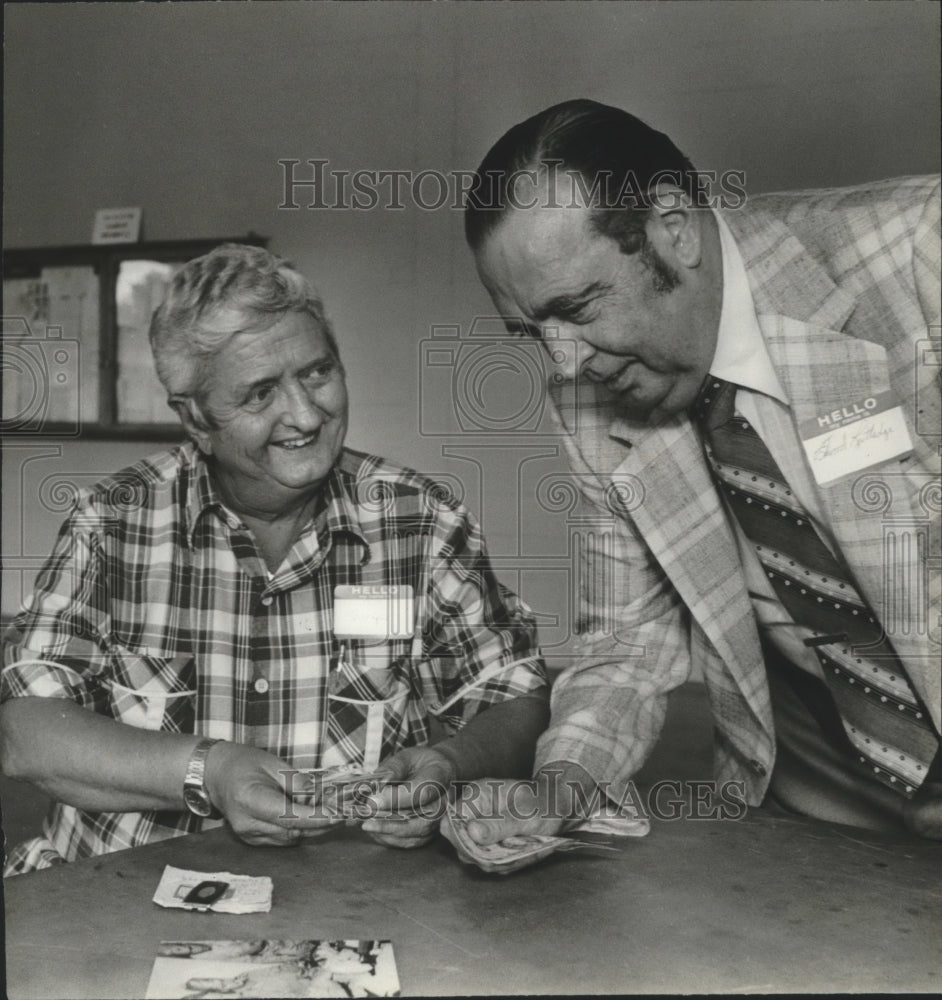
[{"x1": 3, "y1": 1, "x2": 940, "y2": 667}]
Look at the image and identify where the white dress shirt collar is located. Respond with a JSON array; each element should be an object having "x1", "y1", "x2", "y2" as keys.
[{"x1": 710, "y1": 209, "x2": 788, "y2": 405}]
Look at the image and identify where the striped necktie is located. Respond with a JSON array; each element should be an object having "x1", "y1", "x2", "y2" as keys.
[{"x1": 692, "y1": 375, "x2": 938, "y2": 796}]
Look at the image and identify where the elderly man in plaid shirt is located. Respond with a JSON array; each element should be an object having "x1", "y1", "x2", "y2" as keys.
[
  {"x1": 457, "y1": 99, "x2": 940, "y2": 852},
  {"x1": 0, "y1": 244, "x2": 549, "y2": 875}
]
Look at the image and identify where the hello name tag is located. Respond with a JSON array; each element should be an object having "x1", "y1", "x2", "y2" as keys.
[
  {"x1": 333, "y1": 584, "x2": 415, "y2": 639},
  {"x1": 799, "y1": 391, "x2": 913, "y2": 485}
]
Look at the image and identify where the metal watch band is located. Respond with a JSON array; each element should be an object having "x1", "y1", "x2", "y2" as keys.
[{"x1": 183, "y1": 737, "x2": 221, "y2": 811}]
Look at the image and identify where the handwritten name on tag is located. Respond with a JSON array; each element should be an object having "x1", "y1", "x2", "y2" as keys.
[
  {"x1": 800, "y1": 391, "x2": 913, "y2": 485},
  {"x1": 333, "y1": 584, "x2": 415, "y2": 639}
]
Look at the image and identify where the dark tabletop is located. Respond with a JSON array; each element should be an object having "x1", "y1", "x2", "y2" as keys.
[{"x1": 3, "y1": 808, "x2": 940, "y2": 998}]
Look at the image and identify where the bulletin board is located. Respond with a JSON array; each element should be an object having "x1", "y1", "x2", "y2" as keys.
[{"x1": 2, "y1": 236, "x2": 266, "y2": 439}]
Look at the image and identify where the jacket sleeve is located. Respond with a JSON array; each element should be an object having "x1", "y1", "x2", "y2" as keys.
[{"x1": 533, "y1": 410, "x2": 693, "y2": 803}]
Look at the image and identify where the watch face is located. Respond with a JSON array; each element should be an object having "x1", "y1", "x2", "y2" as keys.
[{"x1": 183, "y1": 786, "x2": 213, "y2": 817}]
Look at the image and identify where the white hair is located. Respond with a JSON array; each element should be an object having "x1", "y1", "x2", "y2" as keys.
[{"x1": 149, "y1": 243, "x2": 340, "y2": 401}]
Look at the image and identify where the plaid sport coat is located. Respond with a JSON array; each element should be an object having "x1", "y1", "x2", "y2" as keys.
[{"x1": 534, "y1": 175, "x2": 941, "y2": 806}]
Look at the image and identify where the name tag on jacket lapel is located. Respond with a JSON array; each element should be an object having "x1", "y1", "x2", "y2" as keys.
[
  {"x1": 799, "y1": 390, "x2": 914, "y2": 485},
  {"x1": 333, "y1": 584, "x2": 415, "y2": 640}
]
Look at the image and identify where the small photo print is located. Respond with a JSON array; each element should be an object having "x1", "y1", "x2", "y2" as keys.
[{"x1": 145, "y1": 939, "x2": 400, "y2": 998}]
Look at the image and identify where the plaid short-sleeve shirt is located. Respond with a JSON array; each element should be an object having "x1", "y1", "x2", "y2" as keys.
[{"x1": 2, "y1": 443, "x2": 546, "y2": 874}]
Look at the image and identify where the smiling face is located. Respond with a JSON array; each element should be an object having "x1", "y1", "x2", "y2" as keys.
[
  {"x1": 474, "y1": 193, "x2": 721, "y2": 424},
  {"x1": 187, "y1": 310, "x2": 348, "y2": 516}
]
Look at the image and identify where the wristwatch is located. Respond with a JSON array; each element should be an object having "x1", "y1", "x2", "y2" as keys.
[{"x1": 183, "y1": 737, "x2": 221, "y2": 817}]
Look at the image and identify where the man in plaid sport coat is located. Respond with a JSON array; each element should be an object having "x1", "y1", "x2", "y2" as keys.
[{"x1": 459, "y1": 99, "x2": 940, "y2": 848}]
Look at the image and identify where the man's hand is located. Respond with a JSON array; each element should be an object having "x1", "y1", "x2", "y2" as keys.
[
  {"x1": 360, "y1": 746, "x2": 457, "y2": 849},
  {"x1": 445, "y1": 762, "x2": 600, "y2": 865},
  {"x1": 204, "y1": 742, "x2": 343, "y2": 847},
  {"x1": 450, "y1": 777, "x2": 566, "y2": 847}
]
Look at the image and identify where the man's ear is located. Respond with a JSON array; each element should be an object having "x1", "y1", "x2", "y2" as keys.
[
  {"x1": 170, "y1": 395, "x2": 213, "y2": 455},
  {"x1": 647, "y1": 181, "x2": 702, "y2": 268}
]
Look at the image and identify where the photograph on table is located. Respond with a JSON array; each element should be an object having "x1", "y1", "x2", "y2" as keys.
[{"x1": 145, "y1": 939, "x2": 400, "y2": 999}]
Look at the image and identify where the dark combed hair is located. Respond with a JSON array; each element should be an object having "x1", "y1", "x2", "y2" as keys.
[{"x1": 464, "y1": 98, "x2": 702, "y2": 256}]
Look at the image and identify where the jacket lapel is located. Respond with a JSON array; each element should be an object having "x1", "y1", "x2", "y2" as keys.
[
  {"x1": 762, "y1": 315, "x2": 939, "y2": 728},
  {"x1": 603, "y1": 207, "x2": 939, "y2": 732},
  {"x1": 607, "y1": 414, "x2": 765, "y2": 703},
  {"x1": 599, "y1": 212, "x2": 861, "y2": 709},
  {"x1": 762, "y1": 316, "x2": 900, "y2": 608},
  {"x1": 593, "y1": 209, "x2": 938, "y2": 735},
  {"x1": 739, "y1": 199, "x2": 939, "y2": 729},
  {"x1": 733, "y1": 204, "x2": 939, "y2": 726}
]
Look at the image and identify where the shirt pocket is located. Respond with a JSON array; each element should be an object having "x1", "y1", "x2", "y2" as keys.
[
  {"x1": 328, "y1": 641, "x2": 413, "y2": 703},
  {"x1": 325, "y1": 645, "x2": 422, "y2": 769},
  {"x1": 103, "y1": 643, "x2": 197, "y2": 733}
]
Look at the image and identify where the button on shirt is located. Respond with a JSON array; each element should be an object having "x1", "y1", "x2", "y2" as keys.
[{"x1": 1, "y1": 444, "x2": 547, "y2": 874}]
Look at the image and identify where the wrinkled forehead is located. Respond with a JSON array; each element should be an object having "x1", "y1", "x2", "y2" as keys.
[
  {"x1": 196, "y1": 302, "x2": 277, "y2": 338},
  {"x1": 474, "y1": 200, "x2": 606, "y2": 307},
  {"x1": 200, "y1": 309, "x2": 337, "y2": 383},
  {"x1": 196, "y1": 304, "x2": 339, "y2": 363}
]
